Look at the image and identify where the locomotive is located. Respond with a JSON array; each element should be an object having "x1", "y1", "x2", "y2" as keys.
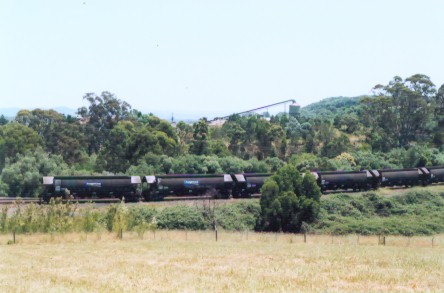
[{"x1": 41, "y1": 165, "x2": 444, "y2": 202}]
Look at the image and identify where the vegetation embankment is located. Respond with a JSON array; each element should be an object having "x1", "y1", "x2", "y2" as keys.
[
  {"x1": 1, "y1": 186, "x2": 444, "y2": 238},
  {"x1": 315, "y1": 188, "x2": 444, "y2": 235},
  {"x1": 0, "y1": 199, "x2": 261, "y2": 237}
]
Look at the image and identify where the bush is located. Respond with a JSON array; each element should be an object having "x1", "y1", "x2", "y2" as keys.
[
  {"x1": 127, "y1": 205, "x2": 158, "y2": 230},
  {"x1": 315, "y1": 190, "x2": 444, "y2": 235},
  {"x1": 259, "y1": 165, "x2": 321, "y2": 232},
  {"x1": 215, "y1": 201, "x2": 261, "y2": 231},
  {"x1": 157, "y1": 205, "x2": 208, "y2": 230}
]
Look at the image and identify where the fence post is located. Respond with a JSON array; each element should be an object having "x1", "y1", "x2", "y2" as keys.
[
  {"x1": 304, "y1": 232, "x2": 307, "y2": 243},
  {"x1": 13, "y1": 230, "x2": 16, "y2": 244},
  {"x1": 357, "y1": 234, "x2": 360, "y2": 245},
  {"x1": 215, "y1": 229, "x2": 218, "y2": 242},
  {"x1": 185, "y1": 230, "x2": 188, "y2": 241},
  {"x1": 119, "y1": 228, "x2": 123, "y2": 240}
]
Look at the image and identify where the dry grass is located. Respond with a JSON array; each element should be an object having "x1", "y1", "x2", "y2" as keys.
[{"x1": 0, "y1": 231, "x2": 443, "y2": 292}]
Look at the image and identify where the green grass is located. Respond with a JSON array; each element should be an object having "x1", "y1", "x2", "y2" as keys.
[{"x1": 315, "y1": 185, "x2": 444, "y2": 235}]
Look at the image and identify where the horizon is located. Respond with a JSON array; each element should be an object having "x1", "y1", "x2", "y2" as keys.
[{"x1": 0, "y1": 94, "x2": 358, "y2": 121}]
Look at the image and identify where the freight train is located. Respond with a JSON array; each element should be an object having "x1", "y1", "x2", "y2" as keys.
[
  {"x1": 41, "y1": 166, "x2": 444, "y2": 202},
  {"x1": 41, "y1": 173, "x2": 270, "y2": 202}
]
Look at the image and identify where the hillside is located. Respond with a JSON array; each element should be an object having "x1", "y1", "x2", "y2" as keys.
[{"x1": 301, "y1": 96, "x2": 364, "y2": 118}]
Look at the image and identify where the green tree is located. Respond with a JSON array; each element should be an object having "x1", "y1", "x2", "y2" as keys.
[
  {"x1": 285, "y1": 116, "x2": 302, "y2": 141},
  {"x1": 15, "y1": 109, "x2": 86, "y2": 164},
  {"x1": 224, "y1": 122, "x2": 246, "y2": 156},
  {"x1": 0, "y1": 148, "x2": 69, "y2": 197},
  {"x1": 259, "y1": 164, "x2": 321, "y2": 232},
  {"x1": 362, "y1": 74, "x2": 437, "y2": 149},
  {"x1": 176, "y1": 121, "x2": 193, "y2": 154},
  {"x1": 209, "y1": 140, "x2": 231, "y2": 157},
  {"x1": 95, "y1": 122, "x2": 133, "y2": 173},
  {"x1": 128, "y1": 127, "x2": 161, "y2": 162},
  {"x1": 77, "y1": 92, "x2": 131, "y2": 154},
  {"x1": 434, "y1": 84, "x2": 444, "y2": 145},
  {"x1": 154, "y1": 130, "x2": 177, "y2": 156},
  {"x1": 0, "y1": 123, "x2": 43, "y2": 170},
  {"x1": 189, "y1": 118, "x2": 210, "y2": 155},
  {"x1": 0, "y1": 115, "x2": 8, "y2": 125},
  {"x1": 321, "y1": 133, "x2": 351, "y2": 158}
]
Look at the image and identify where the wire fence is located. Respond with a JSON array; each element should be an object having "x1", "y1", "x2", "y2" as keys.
[{"x1": 1, "y1": 230, "x2": 442, "y2": 248}]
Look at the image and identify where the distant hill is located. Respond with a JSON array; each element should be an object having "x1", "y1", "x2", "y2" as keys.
[
  {"x1": 0, "y1": 97, "x2": 367, "y2": 122},
  {"x1": 0, "y1": 107, "x2": 77, "y2": 118},
  {"x1": 53, "y1": 107, "x2": 77, "y2": 116},
  {"x1": 301, "y1": 96, "x2": 365, "y2": 118}
]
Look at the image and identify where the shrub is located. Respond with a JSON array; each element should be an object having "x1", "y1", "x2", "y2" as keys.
[
  {"x1": 215, "y1": 201, "x2": 261, "y2": 231},
  {"x1": 259, "y1": 165, "x2": 321, "y2": 232},
  {"x1": 157, "y1": 205, "x2": 207, "y2": 230},
  {"x1": 315, "y1": 190, "x2": 444, "y2": 235},
  {"x1": 127, "y1": 205, "x2": 158, "y2": 230}
]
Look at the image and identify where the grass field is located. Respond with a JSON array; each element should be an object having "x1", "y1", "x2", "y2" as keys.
[{"x1": 1, "y1": 231, "x2": 443, "y2": 292}]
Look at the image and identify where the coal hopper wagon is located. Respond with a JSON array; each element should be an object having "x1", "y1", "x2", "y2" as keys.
[
  {"x1": 142, "y1": 174, "x2": 234, "y2": 201},
  {"x1": 231, "y1": 173, "x2": 271, "y2": 197},
  {"x1": 374, "y1": 168, "x2": 428, "y2": 187},
  {"x1": 421, "y1": 166, "x2": 444, "y2": 184},
  {"x1": 312, "y1": 170, "x2": 378, "y2": 192},
  {"x1": 42, "y1": 176, "x2": 142, "y2": 202}
]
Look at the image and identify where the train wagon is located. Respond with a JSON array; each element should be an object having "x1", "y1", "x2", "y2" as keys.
[
  {"x1": 312, "y1": 170, "x2": 377, "y2": 192},
  {"x1": 423, "y1": 166, "x2": 444, "y2": 184},
  {"x1": 232, "y1": 173, "x2": 271, "y2": 197},
  {"x1": 142, "y1": 174, "x2": 234, "y2": 200},
  {"x1": 374, "y1": 168, "x2": 428, "y2": 187},
  {"x1": 42, "y1": 176, "x2": 142, "y2": 202}
]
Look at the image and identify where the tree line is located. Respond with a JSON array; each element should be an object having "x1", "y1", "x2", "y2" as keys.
[{"x1": 1, "y1": 73, "x2": 444, "y2": 232}]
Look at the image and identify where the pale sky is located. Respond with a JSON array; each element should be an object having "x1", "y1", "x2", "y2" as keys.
[{"x1": 2, "y1": 0, "x2": 444, "y2": 118}]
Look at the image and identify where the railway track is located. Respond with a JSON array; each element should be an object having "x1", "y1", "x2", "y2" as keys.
[
  {"x1": 0, "y1": 194, "x2": 261, "y2": 205},
  {"x1": 0, "y1": 197, "x2": 121, "y2": 205}
]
